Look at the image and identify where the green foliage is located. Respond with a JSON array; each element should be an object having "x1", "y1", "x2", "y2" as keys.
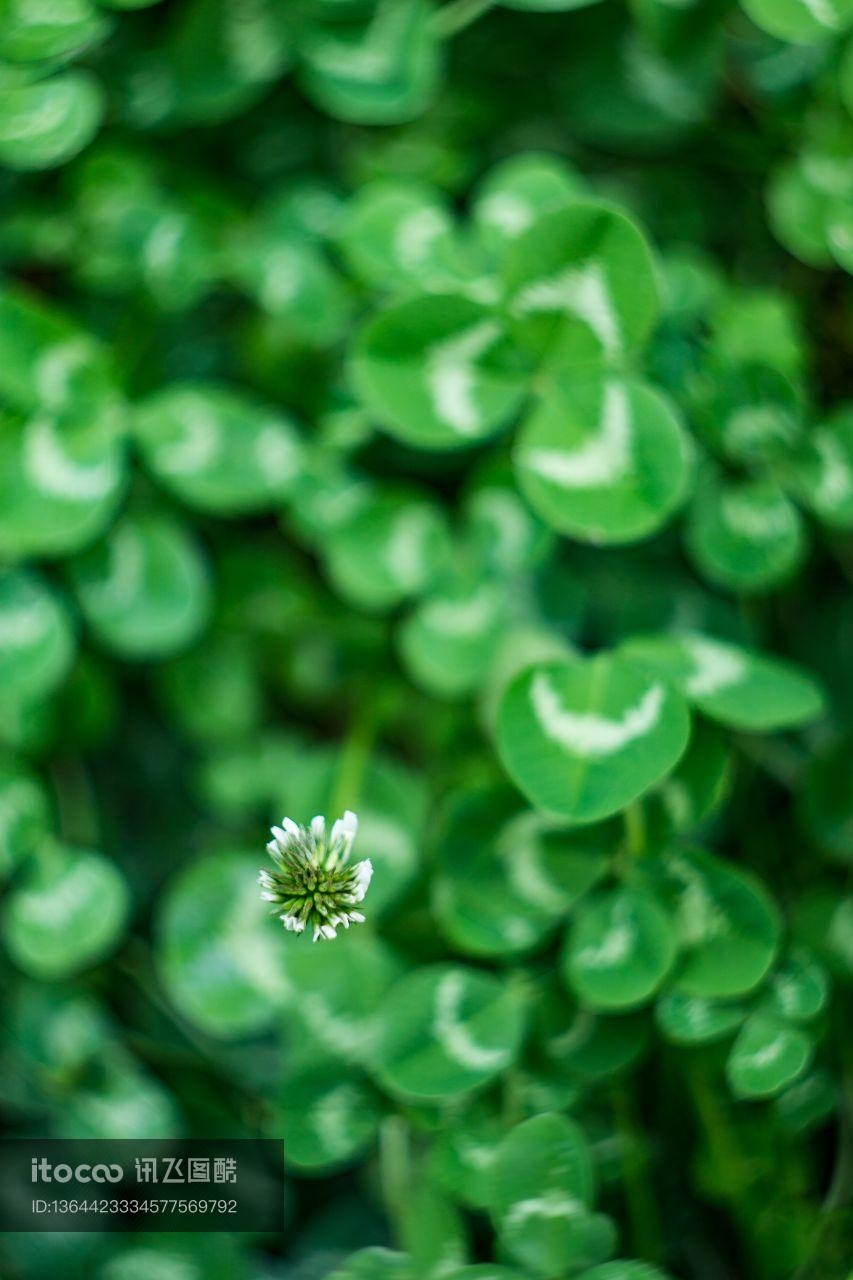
[
  {"x1": 497, "y1": 656, "x2": 691, "y2": 823},
  {"x1": 0, "y1": 0, "x2": 851, "y2": 1279}
]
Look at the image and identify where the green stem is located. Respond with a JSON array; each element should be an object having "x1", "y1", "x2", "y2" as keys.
[
  {"x1": 793, "y1": 1080, "x2": 853, "y2": 1280},
  {"x1": 611, "y1": 1084, "x2": 664, "y2": 1264},
  {"x1": 379, "y1": 1115, "x2": 411, "y2": 1246},
  {"x1": 502, "y1": 1068, "x2": 524, "y2": 1128},
  {"x1": 117, "y1": 944, "x2": 276, "y2": 1128},
  {"x1": 686, "y1": 1062, "x2": 766, "y2": 1273},
  {"x1": 31, "y1": 834, "x2": 64, "y2": 877},
  {"x1": 117, "y1": 938, "x2": 213, "y2": 1061},
  {"x1": 50, "y1": 756, "x2": 100, "y2": 847},
  {"x1": 736, "y1": 734, "x2": 808, "y2": 790},
  {"x1": 623, "y1": 801, "x2": 646, "y2": 857},
  {"x1": 330, "y1": 696, "x2": 382, "y2": 818},
  {"x1": 687, "y1": 1063, "x2": 752, "y2": 1193},
  {"x1": 431, "y1": 0, "x2": 497, "y2": 38}
]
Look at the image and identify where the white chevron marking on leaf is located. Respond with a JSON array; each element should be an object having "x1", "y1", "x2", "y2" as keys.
[
  {"x1": 255, "y1": 423, "x2": 299, "y2": 483},
  {"x1": 743, "y1": 1033, "x2": 787, "y2": 1070},
  {"x1": 576, "y1": 921, "x2": 634, "y2": 970},
  {"x1": 305, "y1": 0, "x2": 406, "y2": 82},
  {"x1": 35, "y1": 338, "x2": 95, "y2": 408},
  {"x1": 531, "y1": 672, "x2": 664, "y2": 757},
  {"x1": 24, "y1": 415, "x2": 118, "y2": 501},
  {"x1": 0, "y1": 597, "x2": 52, "y2": 648},
  {"x1": 683, "y1": 636, "x2": 747, "y2": 698},
  {"x1": 472, "y1": 490, "x2": 530, "y2": 563},
  {"x1": 301, "y1": 994, "x2": 377, "y2": 1059},
  {"x1": 498, "y1": 814, "x2": 566, "y2": 912},
  {"x1": 547, "y1": 1009, "x2": 595, "y2": 1058},
  {"x1": 394, "y1": 207, "x2": 446, "y2": 269},
  {"x1": 142, "y1": 214, "x2": 186, "y2": 280},
  {"x1": 505, "y1": 1191, "x2": 584, "y2": 1228},
  {"x1": 156, "y1": 398, "x2": 220, "y2": 475},
  {"x1": 508, "y1": 841, "x2": 565, "y2": 912},
  {"x1": 668, "y1": 855, "x2": 727, "y2": 944},
  {"x1": 434, "y1": 972, "x2": 510, "y2": 1071},
  {"x1": 224, "y1": 0, "x2": 282, "y2": 82},
  {"x1": 260, "y1": 246, "x2": 302, "y2": 310},
  {"x1": 814, "y1": 431, "x2": 852, "y2": 510},
  {"x1": 385, "y1": 507, "x2": 434, "y2": 589},
  {"x1": 420, "y1": 585, "x2": 498, "y2": 637},
  {"x1": 514, "y1": 260, "x2": 620, "y2": 353},
  {"x1": 625, "y1": 41, "x2": 703, "y2": 123},
  {"x1": 722, "y1": 492, "x2": 795, "y2": 541},
  {"x1": 521, "y1": 382, "x2": 631, "y2": 488},
  {"x1": 311, "y1": 1084, "x2": 363, "y2": 1157},
  {"x1": 479, "y1": 192, "x2": 533, "y2": 237},
  {"x1": 426, "y1": 320, "x2": 501, "y2": 435},
  {"x1": 801, "y1": 0, "x2": 842, "y2": 30},
  {"x1": 84, "y1": 526, "x2": 144, "y2": 613},
  {"x1": 2, "y1": 79, "x2": 77, "y2": 145}
]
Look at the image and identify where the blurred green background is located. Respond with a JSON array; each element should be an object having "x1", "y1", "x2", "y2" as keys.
[{"x1": 1, "y1": 1, "x2": 852, "y2": 1278}]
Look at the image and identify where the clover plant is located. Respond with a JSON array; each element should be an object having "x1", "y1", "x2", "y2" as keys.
[{"x1": 0, "y1": 1, "x2": 851, "y2": 1279}]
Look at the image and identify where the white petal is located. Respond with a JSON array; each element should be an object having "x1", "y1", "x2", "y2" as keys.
[
  {"x1": 331, "y1": 809, "x2": 358, "y2": 855},
  {"x1": 310, "y1": 815, "x2": 326, "y2": 842},
  {"x1": 320, "y1": 924, "x2": 337, "y2": 940},
  {"x1": 330, "y1": 817, "x2": 345, "y2": 845},
  {"x1": 341, "y1": 810, "x2": 359, "y2": 837},
  {"x1": 351, "y1": 859, "x2": 373, "y2": 901},
  {"x1": 349, "y1": 911, "x2": 365, "y2": 923}
]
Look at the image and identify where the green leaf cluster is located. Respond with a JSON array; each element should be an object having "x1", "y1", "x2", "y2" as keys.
[{"x1": 0, "y1": 2, "x2": 851, "y2": 1280}]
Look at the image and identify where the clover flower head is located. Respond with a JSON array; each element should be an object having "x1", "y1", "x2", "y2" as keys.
[{"x1": 259, "y1": 809, "x2": 372, "y2": 942}]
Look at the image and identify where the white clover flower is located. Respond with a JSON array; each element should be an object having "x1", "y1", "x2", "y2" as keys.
[{"x1": 259, "y1": 809, "x2": 373, "y2": 941}]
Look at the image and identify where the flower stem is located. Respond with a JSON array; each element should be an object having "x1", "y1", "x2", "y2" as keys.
[
  {"x1": 379, "y1": 1115, "x2": 411, "y2": 1246},
  {"x1": 330, "y1": 696, "x2": 381, "y2": 817},
  {"x1": 431, "y1": 0, "x2": 497, "y2": 38}
]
